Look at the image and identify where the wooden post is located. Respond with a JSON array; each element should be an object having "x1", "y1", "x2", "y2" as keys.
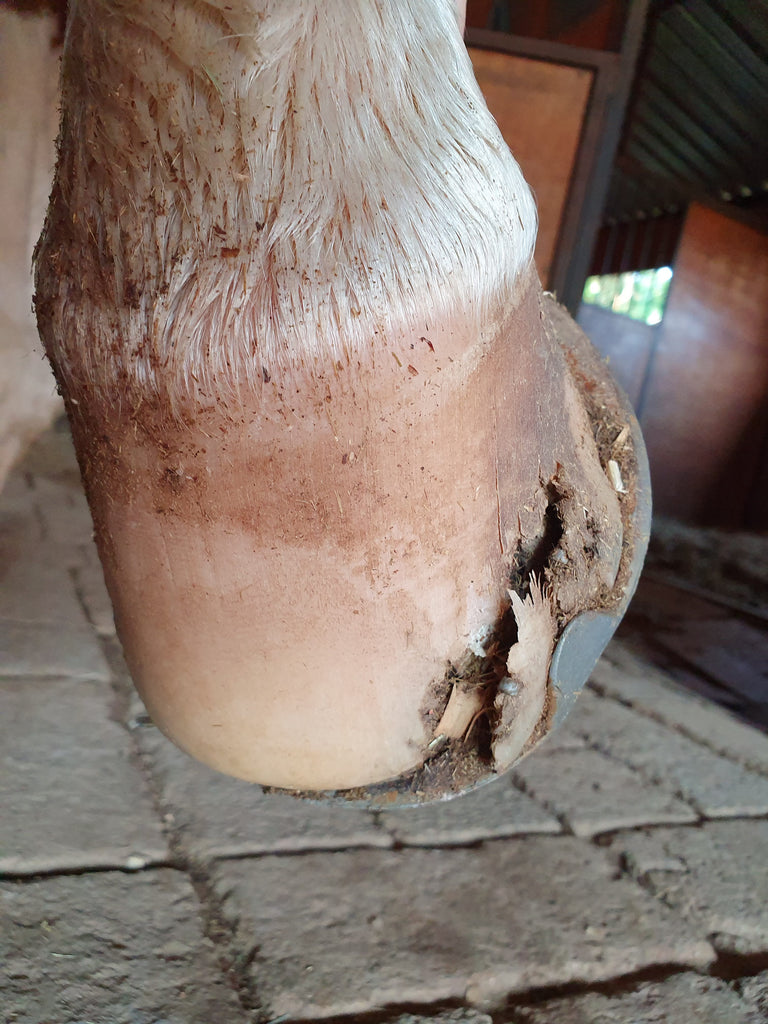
[{"x1": 467, "y1": 0, "x2": 651, "y2": 313}]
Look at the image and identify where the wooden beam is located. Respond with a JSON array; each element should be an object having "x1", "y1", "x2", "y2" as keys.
[
  {"x1": 467, "y1": 0, "x2": 652, "y2": 313},
  {"x1": 467, "y1": 27, "x2": 620, "y2": 72},
  {"x1": 549, "y1": 0, "x2": 652, "y2": 311}
]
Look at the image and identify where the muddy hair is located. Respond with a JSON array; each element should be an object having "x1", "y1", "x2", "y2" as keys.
[{"x1": 35, "y1": 0, "x2": 538, "y2": 413}]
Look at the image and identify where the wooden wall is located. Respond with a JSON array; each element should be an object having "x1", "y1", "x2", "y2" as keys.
[
  {"x1": 583, "y1": 203, "x2": 768, "y2": 530},
  {"x1": 469, "y1": 48, "x2": 592, "y2": 287},
  {"x1": 467, "y1": 0, "x2": 628, "y2": 51},
  {"x1": 579, "y1": 203, "x2": 768, "y2": 530},
  {"x1": 639, "y1": 203, "x2": 768, "y2": 529}
]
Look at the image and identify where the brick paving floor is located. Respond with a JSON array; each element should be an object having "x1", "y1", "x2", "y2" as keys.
[{"x1": 2, "y1": 429, "x2": 768, "y2": 1023}]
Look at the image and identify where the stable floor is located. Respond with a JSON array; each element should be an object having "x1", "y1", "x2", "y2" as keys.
[{"x1": 2, "y1": 425, "x2": 768, "y2": 1024}]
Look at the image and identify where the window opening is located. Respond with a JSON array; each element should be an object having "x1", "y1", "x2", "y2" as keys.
[{"x1": 582, "y1": 266, "x2": 673, "y2": 325}]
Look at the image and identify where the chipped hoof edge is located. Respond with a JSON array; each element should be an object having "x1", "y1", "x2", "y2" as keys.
[{"x1": 265, "y1": 299, "x2": 651, "y2": 808}]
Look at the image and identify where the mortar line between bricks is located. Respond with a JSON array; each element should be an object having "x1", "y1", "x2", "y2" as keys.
[
  {"x1": 26, "y1": 473, "x2": 49, "y2": 539},
  {"x1": 495, "y1": 962, "x2": 725, "y2": 1017},
  {"x1": 709, "y1": 946, "x2": 768, "y2": 982},
  {"x1": 133, "y1": 783, "x2": 264, "y2": 1021},
  {"x1": 608, "y1": 810, "x2": 766, "y2": 829},
  {"x1": 100, "y1": 634, "x2": 264, "y2": 1022},
  {"x1": 0, "y1": 671, "x2": 111, "y2": 683},
  {"x1": 169, "y1": 807, "x2": 768, "y2": 865},
  {"x1": 0, "y1": 857, "x2": 181, "y2": 882},
  {"x1": 586, "y1": 679, "x2": 768, "y2": 778},
  {"x1": 69, "y1": 550, "x2": 112, "y2": 638},
  {"x1": 576, "y1": 813, "x2": 701, "y2": 843},
  {"x1": 569, "y1": 727, "x2": 711, "y2": 816},
  {"x1": 611, "y1": 844, "x2": 768, "y2": 978},
  {"x1": 0, "y1": 613, "x2": 96, "y2": 627},
  {"x1": 199, "y1": 810, "x2": 765, "y2": 863},
  {"x1": 182, "y1": 857, "x2": 265, "y2": 1018},
  {"x1": 508, "y1": 772, "x2": 575, "y2": 836},
  {"x1": 204, "y1": 835, "x2": 553, "y2": 863},
  {"x1": 87, "y1": 632, "x2": 768, "y2": 1022},
  {"x1": 200, "y1": 839, "x2": 398, "y2": 862},
  {"x1": 68, "y1": 558, "x2": 95, "y2": 630},
  {"x1": 579, "y1": 727, "x2": 768, "y2": 821},
  {"x1": 232, "y1": 959, "x2": 754, "y2": 1024},
  {"x1": 10, "y1": 808, "x2": 766, "y2": 886},
  {"x1": 368, "y1": 806, "x2": 391, "y2": 840}
]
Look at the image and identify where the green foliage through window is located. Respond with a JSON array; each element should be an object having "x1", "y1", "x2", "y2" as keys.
[{"x1": 582, "y1": 267, "x2": 673, "y2": 325}]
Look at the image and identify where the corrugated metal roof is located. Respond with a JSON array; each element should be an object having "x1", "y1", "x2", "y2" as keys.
[{"x1": 605, "y1": 0, "x2": 768, "y2": 225}]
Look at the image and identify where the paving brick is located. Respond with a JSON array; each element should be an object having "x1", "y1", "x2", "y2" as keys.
[
  {"x1": 136, "y1": 721, "x2": 390, "y2": 860},
  {"x1": 740, "y1": 971, "x2": 768, "y2": 1020},
  {"x1": 513, "y1": 747, "x2": 698, "y2": 837},
  {"x1": 29, "y1": 474, "x2": 94, "y2": 554},
  {"x1": 20, "y1": 418, "x2": 80, "y2": 483},
  {"x1": 0, "y1": 500, "x2": 109, "y2": 678},
  {"x1": 380, "y1": 775, "x2": 560, "y2": 845},
  {"x1": 531, "y1": 724, "x2": 587, "y2": 754},
  {"x1": 595, "y1": 642, "x2": 768, "y2": 775},
  {"x1": 619, "y1": 821, "x2": 768, "y2": 955},
  {"x1": 515, "y1": 972, "x2": 757, "y2": 1023},
  {"x1": 0, "y1": 617, "x2": 111, "y2": 680},
  {"x1": 1, "y1": 540, "x2": 87, "y2": 627},
  {"x1": 0, "y1": 868, "x2": 247, "y2": 1023},
  {"x1": 1, "y1": 477, "x2": 94, "y2": 634},
  {"x1": 566, "y1": 690, "x2": 768, "y2": 817},
  {"x1": 210, "y1": 837, "x2": 714, "y2": 1020},
  {"x1": 0, "y1": 474, "x2": 43, "y2": 543},
  {"x1": 0, "y1": 677, "x2": 168, "y2": 874}
]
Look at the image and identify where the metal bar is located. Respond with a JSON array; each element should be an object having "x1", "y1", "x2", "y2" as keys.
[
  {"x1": 707, "y1": 0, "x2": 768, "y2": 63},
  {"x1": 465, "y1": 27, "x2": 620, "y2": 72},
  {"x1": 642, "y1": 57, "x2": 758, "y2": 169},
  {"x1": 638, "y1": 84, "x2": 745, "y2": 183},
  {"x1": 617, "y1": 153, "x2": 768, "y2": 236},
  {"x1": 631, "y1": 99, "x2": 730, "y2": 187},
  {"x1": 655, "y1": 19, "x2": 767, "y2": 143},
  {"x1": 631, "y1": 124, "x2": 711, "y2": 185},
  {"x1": 672, "y1": 3, "x2": 768, "y2": 102},
  {"x1": 624, "y1": 138, "x2": 683, "y2": 184}
]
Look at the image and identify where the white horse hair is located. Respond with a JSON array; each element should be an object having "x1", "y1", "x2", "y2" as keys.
[{"x1": 36, "y1": 0, "x2": 538, "y2": 408}]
